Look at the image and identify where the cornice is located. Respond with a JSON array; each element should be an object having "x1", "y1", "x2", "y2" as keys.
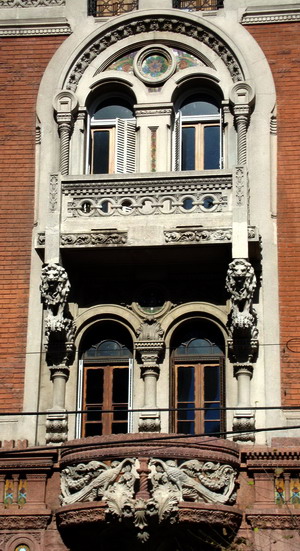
[
  {"x1": 242, "y1": 5, "x2": 300, "y2": 25},
  {"x1": 0, "y1": 18, "x2": 71, "y2": 36}
]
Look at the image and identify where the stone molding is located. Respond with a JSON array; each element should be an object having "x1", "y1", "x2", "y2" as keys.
[
  {"x1": 65, "y1": 15, "x2": 243, "y2": 91},
  {"x1": 60, "y1": 232, "x2": 127, "y2": 246},
  {"x1": 0, "y1": 0, "x2": 65, "y2": 6},
  {"x1": 242, "y1": 6, "x2": 300, "y2": 25},
  {"x1": 0, "y1": 19, "x2": 70, "y2": 37}
]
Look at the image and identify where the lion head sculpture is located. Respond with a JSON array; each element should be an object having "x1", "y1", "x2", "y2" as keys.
[
  {"x1": 225, "y1": 259, "x2": 256, "y2": 303},
  {"x1": 40, "y1": 263, "x2": 71, "y2": 307}
]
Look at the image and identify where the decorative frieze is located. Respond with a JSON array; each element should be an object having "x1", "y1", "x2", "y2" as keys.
[
  {"x1": 65, "y1": 16, "x2": 243, "y2": 91},
  {"x1": 165, "y1": 226, "x2": 258, "y2": 244},
  {"x1": 60, "y1": 232, "x2": 127, "y2": 246}
]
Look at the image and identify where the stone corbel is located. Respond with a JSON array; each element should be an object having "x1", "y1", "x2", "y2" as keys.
[
  {"x1": 40, "y1": 263, "x2": 76, "y2": 444},
  {"x1": 135, "y1": 321, "x2": 165, "y2": 432},
  {"x1": 230, "y1": 82, "x2": 255, "y2": 165},
  {"x1": 225, "y1": 258, "x2": 258, "y2": 442},
  {"x1": 53, "y1": 91, "x2": 78, "y2": 175}
]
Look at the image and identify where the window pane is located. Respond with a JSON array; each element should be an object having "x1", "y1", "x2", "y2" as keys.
[
  {"x1": 93, "y1": 131, "x2": 109, "y2": 174},
  {"x1": 204, "y1": 126, "x2": 220, "y2": 169},
  {"x1": 177, "y1": 402, "x2": 195, "y2": 421},
  {"x1": 204, "y1": 365, "x2": 220, "y2": 402},
  {"x1": 85, "y1": 423, "x2": 103, "y2": 436},
  {"x1": 86, "y1": 405, "x2": 102, "y2": 421},
  {"x1": 178, "y1": 421, "x2": 195, "y2": 434},
  {"x1": 178, "y1": 366, "x2": 195, "y2": 402},
  {"x1": 181, "y1": 96, "x2": 219, "y2": 116},
  {"x1": 86, "y1": 369, "x2": 103, "y2": 404},
  {"x1": 112, "y1": 422, "x2": 128, "y2": 434},
  {"x1": 204, "y1": 403, "x2": 220, "y2": 420},
  {"x1": 113, "y1": 368, "x2": 128, "y2": 403},
  {"x1": 182, "y1": 127, "x2": 195, "y2": 170},
  {"x1": 93, "y1": 98, "x2": 133, "y2": 120},
  {"x1": 204, "y1": 420, "x2": 220, "y2": 434}
]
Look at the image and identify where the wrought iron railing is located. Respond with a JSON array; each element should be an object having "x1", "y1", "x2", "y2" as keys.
[
  {"x1": 173, "y1": 0, "x2": 223, "y2": 9},
  {"x1": 88, "y1": 0, "x2": 138, "y2": 17}
]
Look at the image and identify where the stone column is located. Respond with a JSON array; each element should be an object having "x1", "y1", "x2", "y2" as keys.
[
  {"x1": 135, "y1": 104, "x2": 173, "y2": 172},
  {"x1": 53, "y1": 91, "x2": 78, "y2": 176},
  {"x1": 135, "y1": 319, "x2": 165, "y2": 432}
]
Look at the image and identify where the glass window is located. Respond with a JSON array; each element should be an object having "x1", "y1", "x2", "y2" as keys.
[
  {"x1": 89, "y1": 95, "x2": 136, "y2": 174},
  {"x1": 174, "y1": 93, "x2": 222, "y2": 171},
  {"x1": 172, "y1": 321, "x2": 225, "y2": 435},
  {"x1": 80, "y1": 324, "x2": 133, "y2": 437}
]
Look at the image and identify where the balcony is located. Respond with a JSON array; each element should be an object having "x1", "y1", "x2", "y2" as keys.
[
  {"x1": 50, "y1": 170, "x2": 238, "y2": 250},
  {"x1": 88, "y1": 0, "x2": 138, "y2": 17},
  {"x1": 56, "y1": 434, "x2": 242, "y2": 548},
  {"x1": 173, "y1": 0, "x2": 223, "y2": 10}
]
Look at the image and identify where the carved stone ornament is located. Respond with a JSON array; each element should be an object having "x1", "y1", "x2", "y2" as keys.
[
  {"x1": 225, "y1": 259, "x2": 258, "y2": 341},
  {"x1": 60, "y1": 457, "x2": 237, "y2": 541},
  {"x1": 60, "y1": 232, "x2": 127, "y2": 246},
  {"x1": 46, "y1": 410, "x2": 68, "y2": 445},
  {"x1": 40, "y1": 263, "x2": 75, "y2": 364},
  {"x1": 65, "y1": 16, "x2": 243, "y2": 91},
  {"x1": 137, "y1": 319, "x2": 164, "y2": 341}
]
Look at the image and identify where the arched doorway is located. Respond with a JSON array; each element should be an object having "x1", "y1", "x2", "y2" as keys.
[
  {"x1": 171, "y1": 319, "x2": 225, "y2": 435},
  {"x1": 78, "y1": 321, "x2": 133, "y2": 437}
]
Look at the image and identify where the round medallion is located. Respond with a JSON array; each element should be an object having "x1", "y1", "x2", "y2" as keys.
[{"x1": 134, "y1": 46, "x2": 176, "y2": 84}]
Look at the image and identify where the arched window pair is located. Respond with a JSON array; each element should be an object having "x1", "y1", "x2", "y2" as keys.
[
  {"x1": 78, "y1": 321, "x2": 224, "y2": 437},
  {"x1": 87, "y1": 91, "x2": 222, "y2": 174}
]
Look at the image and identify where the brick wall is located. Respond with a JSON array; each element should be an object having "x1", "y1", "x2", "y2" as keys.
[
  {"x1": 0, "y1": 36, "x2": 66, "y2": 412},
  {"x1": 247, "y1": 23, "x2": 300, "y2": 406}
]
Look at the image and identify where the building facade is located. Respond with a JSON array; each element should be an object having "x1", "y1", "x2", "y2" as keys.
[{"x1": 0, "y1": 0, "x2": 300, "y2": 549}]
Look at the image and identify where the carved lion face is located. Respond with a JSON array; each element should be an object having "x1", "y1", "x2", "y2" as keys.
[{"x1": 40, "y1": 263, "x2": 70, "y2": 305}]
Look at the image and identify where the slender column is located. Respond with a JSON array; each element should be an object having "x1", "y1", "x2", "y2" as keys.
[
  {"x1": 232, "y1": 364, "x2": 255, "y2": 442},
  {"x1": 230, "y1": 82, "x2": 254, "y2": 167},
  {"x1": 135, "y1": 344, "x2": 163, "y2": 433},
  {"x1": 53, "y1": 91, "x2": 78, "y2": 176}
]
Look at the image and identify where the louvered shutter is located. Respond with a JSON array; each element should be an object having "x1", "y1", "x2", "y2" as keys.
[
  {"x1": 116, "y1": 119, "x2": 136, "y2": 173},
  {"x1": 172, "y1": 111, "x2": 182, "y2": 171}
]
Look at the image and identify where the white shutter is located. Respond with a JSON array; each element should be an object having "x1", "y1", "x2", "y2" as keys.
[
  {"x1": 75, "y1": 359, "x2": 84, "y2": 438},
  {"x1": 116, "y1": 119, "x2": 136, "y2": 173},
  {"x1": 172, "y1": 111, "x2": 182, "y2": 171},
  {"x1": 127, "y1": 358, "x2": 134, "y2": 433}
]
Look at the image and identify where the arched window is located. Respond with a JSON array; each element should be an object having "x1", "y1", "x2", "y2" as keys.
[
  {"x1": 77, "y1": 322, "x2": 133, "y2": 437},
  {"x1": 173, "y1": 92, "x2": 222, "y2": 171},
  {"x1": 88, "y1": 95, "x2": 136, "y2": 174},
  {"x1": 171, "y1": 320, "x2": 225, "y2": 435}
]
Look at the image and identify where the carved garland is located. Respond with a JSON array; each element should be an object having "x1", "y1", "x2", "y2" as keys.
[{"x1": 65, "y1": 17, "x2": 243, "y2": 91}]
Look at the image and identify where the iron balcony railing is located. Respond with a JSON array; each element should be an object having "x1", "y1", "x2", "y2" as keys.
[
  {"x1": 173, "y1": 0, "x2": 223, "y2": 9},
  {"x1": 88, "y1": 0, "x2": 138, "y2": 17}
]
